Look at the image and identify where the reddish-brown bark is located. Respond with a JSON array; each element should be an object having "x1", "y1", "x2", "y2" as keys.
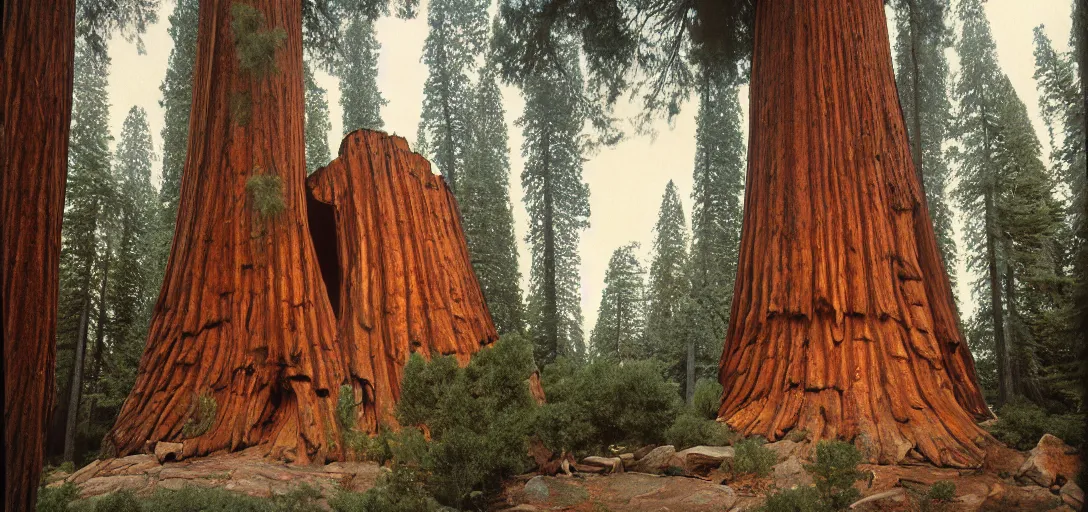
[
  {"x1": 306, "y1": 129, "x2": 498, "y2": 432},
  {"x1": 3, "y1": 0, "x2": 76, "y2": 509},
  {"x1": 718, "y1": 0, "x2": 993, "y2": 468},
  {"x1": 106, "y1": 0, "x2": 345, "y2": 463}
]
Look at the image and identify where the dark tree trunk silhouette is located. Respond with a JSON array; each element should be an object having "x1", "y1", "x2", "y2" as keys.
[
  {"x1": 718, "y1": 0, "x2": 993, "y2": 468},
  {"x1": 3, "y1": 0, "x2": 76, "y2": 508}
]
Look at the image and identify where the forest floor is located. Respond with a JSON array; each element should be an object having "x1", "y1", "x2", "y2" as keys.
[{"x1": 43, "y1": 435, "x2": 1082, "y2": 511}]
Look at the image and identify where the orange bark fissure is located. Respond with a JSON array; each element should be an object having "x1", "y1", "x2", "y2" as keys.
[{"x1": 718, "y1": 0, "x2": 993, "y2": 468}]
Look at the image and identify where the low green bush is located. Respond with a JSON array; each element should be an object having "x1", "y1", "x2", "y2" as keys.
[
  {"x1": 730, "y1": 437, "x2": 776, "y2": 477},
  {"x1": 691, "y1": 379, "x2": 723, "y2": 420},
  {"x1": 37, "y1": 482, "x2": 79, "y2": 512},
  {"x1": 926, "y1": 481, "x2": 956, "y2": 502},
  {"x1": 757, "y1": 486, "x2": 829, "y2": 512},
  {"x1": 805, "y1": 441, "x2": 864, "y2": 511},
  {"x1": 665, "y1": 412, "x2": 735, "y2": 449},
  {"x1": 384, "y1": 334, "x2": 537, "y2": 509},
  {"x1": 985, "y1": 398, "x2": 1084, "y2": 450},
  {"x1": 245, "y1": 173, "x2": 286, "y2": 220},
  {"x1": 329, "y1": 466, "x2": 439, "y2": 512},
  {"x1": 535, "y1": 357, "x2": 680, "y2": 454},
  {"x1": 88, "y1": 491, "x2": 142, "y2": 512},
  {"x1": 230, "y1": 3, "x2": 287, "y2": 78}
]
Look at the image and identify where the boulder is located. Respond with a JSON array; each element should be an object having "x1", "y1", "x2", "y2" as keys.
[
  {"x1": 1017, "y1": 434, "x2": 1082, "y2": 487},
  {"x1": 582, "y1": 456, "x2": 624, "y2": 474},
  {"x1": 154, "y1": 441, "x2": 185, "y2": 463},
  {"x1": 630, "y1": 445, "x2": 676, "y2": 474},
  {"x1": 765, "y1": 439, "x2": 805, "y2": 462},
  {"x1": 772, "y1": 455, "x2": 813, "y2": 489},
  {"x1": 668, "y1": 446, "x2": 735, "y2": 475},
  {"x1": 79, "y1": 475, "x2": 148, "y2": 498},
  {"x1": 1062, "y1": 482, "x2": 1084, "y2": 511},
  {"x1": 633, "y1": 445, "x2": 658, "y2": 460},
  {"x1": 524, "y1": 476, "x2": 550, "y2": 503}
]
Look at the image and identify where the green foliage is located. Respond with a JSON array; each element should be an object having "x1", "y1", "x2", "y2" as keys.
[
  {"x1": 535, "y1": 358, "x2": 680, "y2": 454},
  {"x1": 785, "y1": 429, "x2": 810, "y2": 443},
  {"x1": 182, "y1": 392, "x2": 217, "y2": 438},
  {"x1": 589, "y1": 243, "x2": 647, "y2": 361},
  {"x1": 805, "y1": 441, "x2": 864, "y2": 511},
  {"x1": 89, "y1": 491, "x2": 141, "y2": 512},
  {"x1": 645, "y1": 181, "x2": 690, "y2": 372},
  {"x1": 329, "y1": 466, "x2": 440, "y2": 512},
  {"x1": 665, "y1": 412, "x2": 734, "y2": 450},
  {"x1": 59, "y1": 462, "x2": 76, "y2": 474},
  {"x1": 520, "y1": 38, "x2": 591, "y2": 364},
  {"x1": 985, "y1": 398, "x2": 1084, "y2": 449},
  {"x1": 927, "y1": 481, "x2": 956, "y2": 502},
  {"x1": 37, "y1": 482, "x2": 79, "y2": 512},
  {"x1": 303, "y1": 62, "x2": 331, "y2": 174},
  {"x1": 387, "y1": 334, "x2": 537, "y2": 508},
  {"x1": 230, "y1": 3, "x2": 287, "y2": 79},
  {"x1": 245, "y1": 173, "x2": 286, "y2": 220},
  {"x1": 462, "y1": 60, "x2": 526, "y2": 336},
  {"x1": 338, "y1": 16, "x2": 386, "y2": 132},
  {"x1": 756, "y1": 486, "x2": 829, "y2": 512},
  {"x1": 730, "y1": 437, "x2": 776, "y2": 477},
  {"x1": 691, "y1": 379, "x2": 722, "y2": 420}
]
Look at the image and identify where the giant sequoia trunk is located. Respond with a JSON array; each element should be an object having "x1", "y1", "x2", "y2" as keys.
[
  {"x1": 106, "y1": 0, "x2": 345, "y2": 463},
  {"x1": 306, "y1": 130, "x2": 498, "y2": 432},
  {"x1": 107, "y1": 3, "x2": 494, "y2": 462},
  {"x1": 718, "y1": 0, "x2": 993, "y2": 468},
  {"x1": 3, "y1": 1, "x2": 76, "y2": 509}
]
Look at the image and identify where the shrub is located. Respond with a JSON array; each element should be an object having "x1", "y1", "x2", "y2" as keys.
[
  {"x1": 245, "y1": 173, "x2": 286, "y2": 220},
  {"x1": 387, "y1": 334, "x2": 537, "y2": 509},
  {"x1": 230, "y1": 3, "x2": 287, "y2": 78},
  {"x1": 124, "y1": 486, "x2": 270, "y2": 511},
  {"x1": 536, "y1": 358, "x2": 680, "y2": 454},
  {"x1": 691, "y1": 379, "x2": 723, "y2": 420},
  {"x1": 926, "y1": 481, "x2": 956, "y2": 502},
  {"x1": 37, "y1": 482, "x2": 79, "y2": 512},
  {"x1": 665, "y1": 412, "x2": 735, "y2": 449},
  {"x1": 730, "y1": 437, "x2": 776, "y2": 477},
  {"x1": 89, "y1": 491, "x2": 141, "y2": 512},
  {"x1": 229, "y1": 92, "x2": 252, "y2": 126},
  {"x1": 805, "y1": 441, "x2": 864, "y2": 511},
  {"x1": 181, "y1": 392, "x2": 217, "y2": 438},
  {"x1": 757, "y1": 486, "x2": 829, "y2": 512},
  {"x1": 985, "y1": 398, "x2": 1084, "y2": 450},
  {"x1": 329, "y1": 466, "x2": 440, "y2": 512},
  {"x1": 785, "y1": 429, "x2": 809, "y2": 443}
]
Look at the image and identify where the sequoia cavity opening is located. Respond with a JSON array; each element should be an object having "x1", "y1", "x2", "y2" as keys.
[{"x1": 306, "y1": 187, "x2": 341, "y2": 319}]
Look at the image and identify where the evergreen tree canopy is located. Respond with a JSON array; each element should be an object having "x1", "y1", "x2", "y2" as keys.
[
  {"x1": 893, "y1": 0, "x2": 957, "y2": 288},
  {"x1": 338, "y1": 15, "x2": 386, "y2": 132},
  {"x1": 304, "y1": 61, "x2": 333, "y2": 173},
  {"x1": 520, "y1": 39, "x2": 591, "y2": 365},
  {"x1": 463, "y1": 60, "x2": 526, "y2": 335},
  {"x1": 417, "y1": 0, "x2": 489, "y2": 192},
  {"x1": 645, "y1": 181, "x2": 689, "y2": 364},
  {"x1": 590, "y1": 243, "x2": 647, "y2": 362}
]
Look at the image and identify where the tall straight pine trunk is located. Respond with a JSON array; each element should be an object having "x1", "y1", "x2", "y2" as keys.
[
  {"x1": 718, "y1": 0, "x2": 993, "y2": 468},
  {"x1": 106, "y1": 0, "x2": 346, "y2": 463},
  {"x1": 3, "y1": 0, "x2": 76, "y2": 508}
]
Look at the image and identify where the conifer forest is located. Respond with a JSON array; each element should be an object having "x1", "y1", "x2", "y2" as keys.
[{"x1": 3, "y1": 0, "x2": 1088, "y2": 511}]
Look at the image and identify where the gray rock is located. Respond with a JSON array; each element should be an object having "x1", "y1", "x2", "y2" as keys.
[
  {"x1": 524, "y1": 475, "x2": 550, "y2": 502},
  {"x1": 765, "y1": 440, "x2": 804, "y2": 463},
  {"x1": 630, "y1": 445, "x2": 676, "y2": 474},
  {"x1": 155, "y1": 442, "x2": 185, "y2": 464},
  {"x1": 1017, "y1": 434, "x2": 1082, "y2": 488},
  {"x1": 79, "y1": 475, "x2": 148, "y2": 498},
  {"x1": 772, "y1": 455, "x2": 813, "y2": 489},
  {"x1": 669, "y1": 446, "x2": 735, "y2": 474}
]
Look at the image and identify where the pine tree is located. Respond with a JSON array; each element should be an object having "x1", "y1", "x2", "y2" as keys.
[
  {"x1": 462, "y1": 60, "x2": 525, "y2": 334},
  {"x1": 338, "y1": 15, "x2": 385, "y2": 132},
  {"x1": 893, "y1": 0, "x2": 957, "y2": 288},
  {"x1": 590, "y1": 243, "x2": 647, "y2": 362},
  {"x1": 685, "y1": 69, "x2": 744, "y2": 390},
  {"x1": 953, "y1": 0, "x2": 1067, "y2": 406},
  {"x1": 91, "y1": 107, "x2": 158, "y2": 440},
  {"x1": 304, "y1": 61, "x2": 332, "y2": 173},
  {"x1": 520, "y1": 40, "x2": 590, "y2": 365},
  {"x1": 154, "y1": 0, "x2": 199, "y2": 292},
  {"x1": 54, "y1": 42, "x2": 115, "y2": 463},
  {"x1": 418, "y1": 0, "x2": 488, "y2": 194},
  {"x1": 645, "y1": 181, "x2": 690, "y2": 387}
]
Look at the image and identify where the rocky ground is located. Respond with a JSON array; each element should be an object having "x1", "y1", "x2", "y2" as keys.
[{"x1": 44, "y1": 435, "x2": 1082, "y2": 511}]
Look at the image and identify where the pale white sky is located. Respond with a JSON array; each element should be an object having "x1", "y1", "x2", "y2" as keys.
[{"x1": 104, "y1": 0, "x2": 1075, "y2": 336}]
